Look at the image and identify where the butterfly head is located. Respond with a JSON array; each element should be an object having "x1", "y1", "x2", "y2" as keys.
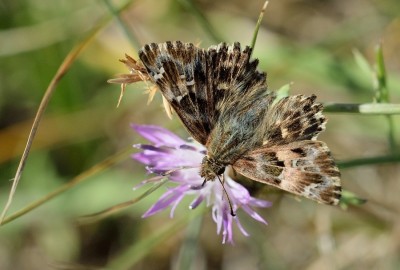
[{"x1": 200, "y1": 156, "x2": 225, "y2": 181}]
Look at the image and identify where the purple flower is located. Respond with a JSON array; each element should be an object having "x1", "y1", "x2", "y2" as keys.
[{"x1": 132, "y1": 124, "x2": 272, "y2": 244}]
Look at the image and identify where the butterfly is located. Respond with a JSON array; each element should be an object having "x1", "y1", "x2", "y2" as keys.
[{"x1": 117, "y1": 41, "x2": 341, "y2": 206}]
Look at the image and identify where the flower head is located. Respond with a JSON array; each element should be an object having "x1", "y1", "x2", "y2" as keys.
[{"x1": 132, "y1": 124, "x2": 271, "y2": 244}]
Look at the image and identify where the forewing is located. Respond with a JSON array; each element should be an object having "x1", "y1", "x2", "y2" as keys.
[
  {"x1": 263, "y1": 95, "x2": 326, "y2": 147},
  {"x1": 232, "y1": 140, "x2": 341, "y2": 205},
  {"x1": 139, "y1": 41, "x2": 210, "y2": 144},
  {"x1": 138, "y1": 41, "x2": 267, "y2": 145},
  {"x1": 203, "y1": 43, "x2": 274, "y2": 163}
]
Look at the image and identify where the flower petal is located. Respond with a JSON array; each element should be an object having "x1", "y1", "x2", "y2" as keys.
[
  {"x1": 222, "y1": 209, "x2": 233, "y2": 244},
  {"x1": 241, "y1": 205, "x2": 268, "y2": 225},
  {"x1": 189, "y1": 194, "x2": 205, "y2": 209},
  {"x1": 234, "y1": 216, "x2": 249, "y2": 237},
  {"x1": 170, "y1": 193, "x2": 185, "y2": 218},
  {"x1": 248, "y1": 197, "x2": 273, "y2": 208},
  {"x1": 132, "y1": 175, "x2": 165, "y2": 190},
  {"x1": 133, "y1": 147, "x2": 203, "y2": 172},
  {"x1": 142, "y1": 185, "x2": 190, "y2": 217},
  {"x1": 169, "y1": 168, "x2": 203, "y2": 185},
  {"x1": 132, "y1": 124, "x2": 186, "y2": 147}
]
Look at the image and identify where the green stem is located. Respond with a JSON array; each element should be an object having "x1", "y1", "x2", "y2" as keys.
[
  {"x1": 323, "y1": 102, "x2": 400, "y2": 115},
  {"x1": 78, "y1": 177, "x2": 169, "y2": 224},
  {"x1": 374, "y1": 43, "x2": 388, "y2": 103},
  {"x1": 178, "y1": 0, "x2": 223, "y2": 43},
  {"x1": 338, "y1": 154, "x2": 400, "y2": 169},
  {"x1": 0, "y1": 148, "x2": 131, "y2": 226},
  {"x1": 386, "y1": 115, "x2": 397, "y2": 151},
  {"x1": 250, "y1": 1, "x2": 269, "y2": 52},
  {"x1": 176, "y1": 213, "x2": 203, "y2": 270},
  {"x1": 102, "y1": 0, "x2": 141, "y2": 49}
]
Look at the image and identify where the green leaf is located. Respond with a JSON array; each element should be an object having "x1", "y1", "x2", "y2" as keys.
[
  {"x1": 353, "y1": 49, "x2": 373, "y2": 81},
  {"x1": 339, "y1": 190, "x2": 367, "y2": 210},
  {"x1": 374, "y1": 43, "x2": 389, "y2": 103},
  {"x1": 272, "y1": 82, "x2": 292, "y2": 105}
]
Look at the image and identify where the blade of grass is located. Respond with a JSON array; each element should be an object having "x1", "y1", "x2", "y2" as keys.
[
  {"x1": 374, "y1": 43, "x2": 397, "y2": 150},
  {"x1": 0, "y1": 0, "x2": 138, "y2": 224},
  {"x1": 102, "y1": 0, "x2": 141, "y2": 49},
  {"x1": 0, "y1": 147, "x2": 132, "y2": 226},
  {"x1": 175, "y1": 213, "x2": 204, "y2": 270},
  {"x1": 352, "y1": 49, "x2": 373, "y2": 80},
  {"x1": 374, "y1": 43, "x2": 388, "y2": 103},
  {"x1": 78, "y1": 176, "x2": 169, "y2": 224},
  {"x1": 250, "y1": 1, "x2": 269, "y2": 52},
  {"x1": 177, "y1": 0, "x2": 223, "y2": 43},
  {"x1": 0, "y1": 37, "x2": 93, "y2": 224}
]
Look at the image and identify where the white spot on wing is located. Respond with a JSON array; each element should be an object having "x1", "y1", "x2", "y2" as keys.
[
  {"x1": 302, "y1": 183, "x2": 320, "y2": 200},
  {"x1": 176, "y1": 94, "x2": 187, "y2": 102},
  {"x1": 281, "y1": 128, "x2": 289, "y2": 138},
  {"x1": 153, "y1": 66, "x2": 165, "y2": 80}
]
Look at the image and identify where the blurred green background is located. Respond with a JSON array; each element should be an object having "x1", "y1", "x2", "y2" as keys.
[{"x1": 1, "y1": 0, "x2": 400, "y2": 269}]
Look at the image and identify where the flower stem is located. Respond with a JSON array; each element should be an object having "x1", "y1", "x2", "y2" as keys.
[
  {"x1": 0, "y1": 148, "x2": 131, "y2": 226},
  {"x1": 250, "y1": 1, "x2": 269, "y2": 52},
  {"x1": 386, "y1": 115, "x2": 397, "y2": 151},
  {"x1": 338, "y1": 154, "x2": 400, "y2": 169},
  {"x1": 78, "y1": 176, "x2": 169, "y2": 224},
  {"x1": 107, "y1": 210, "x2": 204, "y2": 269},
  {"x1": 176, "y1": 213, "x2": 204, "y2": 270}
]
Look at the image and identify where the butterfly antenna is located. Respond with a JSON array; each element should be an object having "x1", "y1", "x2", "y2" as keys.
[
  {"x1": 201, "y1": 179, "x2": 207, "y2": 187},
  {"x1": 217, "y1": 175, "x2": 236, "y2": 216}
]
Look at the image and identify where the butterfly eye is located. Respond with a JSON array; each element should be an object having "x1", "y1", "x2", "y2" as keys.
[{"x1": 217, "y1": 167, "x2": 225, "y2": 175}]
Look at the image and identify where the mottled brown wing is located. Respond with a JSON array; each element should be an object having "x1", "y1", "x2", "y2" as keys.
[
  {"x1": 263, "y1": 94, "x2": 326, "y2": 147},
  {"x1": 138, "y1": 41, "x2": 267, "y2": 145},
  {"x1": 233, "y1": 140, "x2": 341, "y2": 205}
]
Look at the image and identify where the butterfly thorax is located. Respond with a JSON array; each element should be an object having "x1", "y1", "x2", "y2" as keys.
[{"x1": 200, "y1": 156, "x2": 225, "y2": 181}]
